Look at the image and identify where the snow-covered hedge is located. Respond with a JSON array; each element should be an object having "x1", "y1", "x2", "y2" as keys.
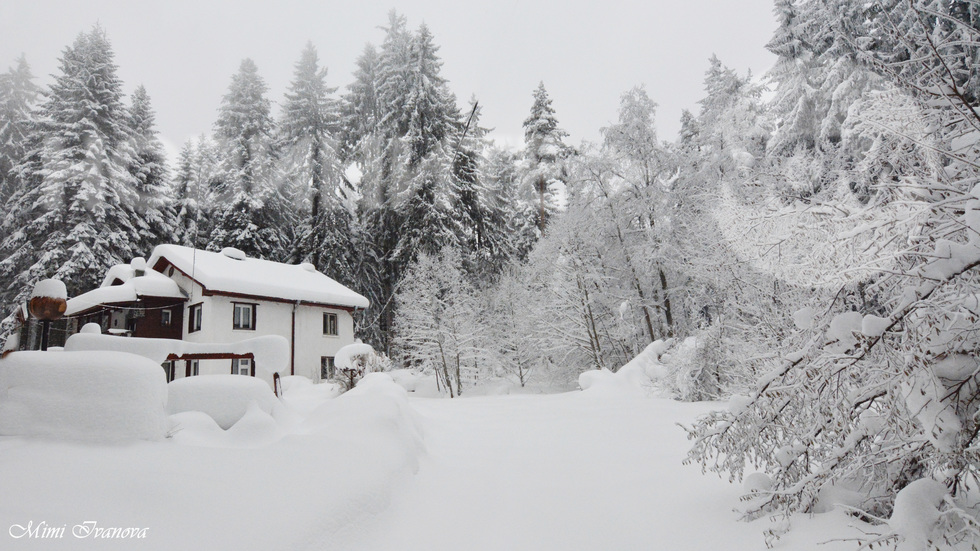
[
  {"x1": 0, "y1": 350, "x2": 168, "y2": 441},
  {"x1": 167, "y1": 375, "x2": 280, "y2": 429}
]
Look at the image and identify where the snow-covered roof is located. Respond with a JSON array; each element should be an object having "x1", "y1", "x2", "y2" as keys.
[
  {"x1": 66, "y1": 265, "x2": 186, "y2": 316},
  {"x1": 147, "y1": 244, "x2": 370, "y2": 309}
]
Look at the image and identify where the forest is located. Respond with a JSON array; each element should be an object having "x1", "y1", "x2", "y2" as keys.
[{"x1": 1, "y1": 0, "x2": 980, "y2": 546}]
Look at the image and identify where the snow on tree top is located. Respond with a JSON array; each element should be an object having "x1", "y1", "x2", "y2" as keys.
[
  {"x1": 30, "y1": 279, "x2": 67, "y2": 300},
  {"x1": 147, "y1": 244, "x2": 370, "y2": 309}
]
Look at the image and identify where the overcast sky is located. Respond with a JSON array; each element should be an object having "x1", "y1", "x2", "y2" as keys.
[{"x1": 0, "y1": 0, "x2": 778, "y2": 159}]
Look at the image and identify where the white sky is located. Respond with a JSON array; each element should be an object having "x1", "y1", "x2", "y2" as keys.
[{"x1": 0, "y1": 0, "x2": 777, "y2": 159}]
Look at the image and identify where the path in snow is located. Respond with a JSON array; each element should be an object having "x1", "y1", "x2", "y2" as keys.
[{"x1": 348, "y1": 392, "x2": 861, "y2": 551}]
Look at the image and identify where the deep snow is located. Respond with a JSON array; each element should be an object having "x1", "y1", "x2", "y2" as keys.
[
  {"x1": 351, "y1": 392, "x2": 867, "y2": 551},
  {"x1": 0, "y1": 372, "x2": 873, "y2": 550}
]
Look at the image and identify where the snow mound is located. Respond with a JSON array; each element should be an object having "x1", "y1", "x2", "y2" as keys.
[
  {"x1": 167, "y1": 375, "x2": 280, "y2": 429},
  {"x1": 280, "y1": 375, "x2": 343, "y2": 417},
  {"x1": 0, "y1": 350, "x2": 168, "y2": 441},
  {"x1": 743, "y1": 472, "x2": 772, "y2": 493},
  {"x1": 31, "y1": 278, "x2": 67, "y2": 300},
  {"x1": 303, "y1": 373, "x2": 425, "y2": 459},
  {"x1": 578, "y1": 341, "x2": 673, "y2": 397},
  {"x1": 388, "y1": 369, "x2": 443, "y2": 397},
  {"x1": 223, "y1": 401, "x2": 283, "y2": 446},
  {"x1": 889, "y1": 478, "x2": 948, "y2": 550},
  {"x1": 578, "y1": 368, "x2": 646, "y2": 397}
]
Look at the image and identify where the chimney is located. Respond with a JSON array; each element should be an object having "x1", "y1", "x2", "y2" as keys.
[{"x1": 131, "y1": 257, "x2": 147, "y2": 277}]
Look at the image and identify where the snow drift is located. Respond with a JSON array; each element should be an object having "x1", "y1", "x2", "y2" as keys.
[
  {"x1": 167, "y1": 375, "x2": 280, "y2": 429},
  {"x1": 0, "y1": 350, "x2": 168, "y2": 441}
]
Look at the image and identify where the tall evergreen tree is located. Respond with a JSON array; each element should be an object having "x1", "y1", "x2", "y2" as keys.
[
  {"x1": 280, "y1": 42, "x2": 357, "y2": 285},
  {"x1": 128, "y1": 85, "x2": 176, "y2": 255},
  {"x1": 172, "y1": 140, "x2": 199, "y2": 248},
  {"x1": 0, "y1": 26, "x2": 140, "y2": 307},
  {"x1": 0, "y1": 54, "x2": 40, "y2": 205},
  {"x1": 522, "y1": 82, "x2": 568, "y2": 233},
  {"x1": 210, "y1": 58, "x2": 287, "y2": 259}
]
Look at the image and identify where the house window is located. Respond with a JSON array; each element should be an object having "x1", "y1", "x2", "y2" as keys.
[
  {"x1": 233, "y1": 303, "x2": 255, "y2": 330},
  {"x1": 323, "y1": 312, "x2": 338, "y2": 336},
  {"x1": 232, "y1": 357, "x2": 252, "y2": 376},
  {"x1": 186, "y1": 359, "x2": 199, "y2": 377},
  {"x1": 162, "y1": 361, "x2": 174, "y2": 382},
  {"x1": 188, "y1": 303, "x2": 202, "y2": 333},
  {"x1": 321, "y1": 356, "x2": 335, "y2": 380},
  {"x1": 161, "y1": 309, "x2": 172, "y2": 327}
]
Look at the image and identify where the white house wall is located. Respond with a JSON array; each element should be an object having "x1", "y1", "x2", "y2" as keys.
[{"x1": 168, "y1": 269, "x2": 357, "y2": 383}]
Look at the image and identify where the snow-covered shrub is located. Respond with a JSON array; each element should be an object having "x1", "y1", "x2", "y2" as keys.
[
  {"x1": 0, "y1": 350, "x2": 168, "y2": 441},
  {"x1": 168, "y1": 375, "x2": 279, "y2": 430},
  {"x1": 333, "y1": 341, "x2": 385, "y2": 390}
]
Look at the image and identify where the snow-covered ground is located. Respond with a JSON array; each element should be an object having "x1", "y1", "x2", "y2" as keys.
[
  {"x1": 352, "y1": 391, "x2": 867, "y2": 551},
  {"x1": 0, "y1": 370, "x2": 871, "y2": 550}
]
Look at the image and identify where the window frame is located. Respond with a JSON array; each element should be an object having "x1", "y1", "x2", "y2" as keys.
[
  {"x1": 162, "y1": 361, "x2": 175, "y2": 382},
  {"x1": 322, "y1": 312, "x2": 338, "y2": 336},
  {"x1": 188, "y1": 303, "x2": 203, "y2": 333},
  {"x1": 232, "y1": 302, "x2": 256, "y2": 331},
  {"x1": 232, "y1": 357, "x2": 253, "y2": 376},
  {"x1": 321, "y1": 356, "x2": 336, "y2": 380},
  {"x1": 161, "y1": 309, "x2": 172, "y2": 327}
]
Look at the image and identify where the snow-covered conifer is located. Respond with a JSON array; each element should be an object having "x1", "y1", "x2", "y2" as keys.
[
  {"x1": 522, "y1": 82, "x2": 568, "y2": 233},
  {"x1": 127, "y1": 85, "x2": 176, "y2": 255},
  {"x1": 209, "y1": 58, "x2": 288, "y2": 260}
]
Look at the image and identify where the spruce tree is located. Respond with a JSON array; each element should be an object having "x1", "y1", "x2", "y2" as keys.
[
  {"x1": 522, "y1": 82, "x2": 568, "y2": 233},
  {"x1": 0, "y1": 54, "x2": 40, "y2": 205},
  {"x1": 210, "y1": 58, "x2": 287, "y2": 259},
  {"x1": 172, "y1": 140, "x2": 199, "y2": 248},
  {"x1": 280, "y1": 42, "x2": 356, "y2": 285},
  {"x1": 0, "y1": 26, "x2": 140, "y2": 306},
  {"x1": 128, "y1": 85, "x2": 176, "y2": 255}
]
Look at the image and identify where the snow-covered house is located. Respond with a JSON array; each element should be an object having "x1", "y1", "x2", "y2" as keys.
[{"x1": 65, "y1": 244, "x2": 369, "y2": 382}]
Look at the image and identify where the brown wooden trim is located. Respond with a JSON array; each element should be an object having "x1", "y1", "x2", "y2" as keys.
[
  {"x1": 290, "y1": 306, "x2": 296, "y2": 376},
  {"x1": 187, "y1": 302, "x2": 203, "y2": 333},
  {"x1": 204, "y1": 289, "x2": 357, "y2": 312},
  {"x1": 166, "y1": 352, "x2": 254, "y2": 361},
  {"x1": 153, "y1": 257, "x2": 208, "y2": 293},
  {"x1": 231, "y1": 301, "x2": 258, "y2": 330},
  {"x1": 67, "y1": 298, "x2": 186, "y2": 319}
]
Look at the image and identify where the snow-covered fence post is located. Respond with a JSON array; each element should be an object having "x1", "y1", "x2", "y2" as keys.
[{"x1": 28, "y1": 279, "x2": 67, "y2": 351}]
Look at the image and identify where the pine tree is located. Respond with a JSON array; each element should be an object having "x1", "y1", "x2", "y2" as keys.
[
  {"x1": 0, "y1": 54, "x2": 40, "y2": 205},
  {"x1": 128, "y1": 85, "x2": 176, "y2": 255},
  {"x1": 522, "y1": 82, "x2": 568, "y2": 233},
  {"x1": 210, "y1": 58, "x2": 287, "y2": 259},
  {"x1": 280, "y1": 42, "x2": 356, "y2": 285},
  {"x1": 401, "y1": 23, "x2": 458, "y2": 167},
  {"x1": 0, "y1": 26, "x2": 140, "y2": 307},
  {"x1": 172, "y1": 140, "x2": 199, "y2": 247}
]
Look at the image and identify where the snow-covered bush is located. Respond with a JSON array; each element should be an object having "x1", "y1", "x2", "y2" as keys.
[
  {"x1": 168, "y1": 375, "x2": 280, "y2": 429},
  {"x1": 0, "y1": 350, "x2": 168, "y2": 441},
  {"x1": 333, "y1": 341, "x2": 384, "y2": 390}
]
